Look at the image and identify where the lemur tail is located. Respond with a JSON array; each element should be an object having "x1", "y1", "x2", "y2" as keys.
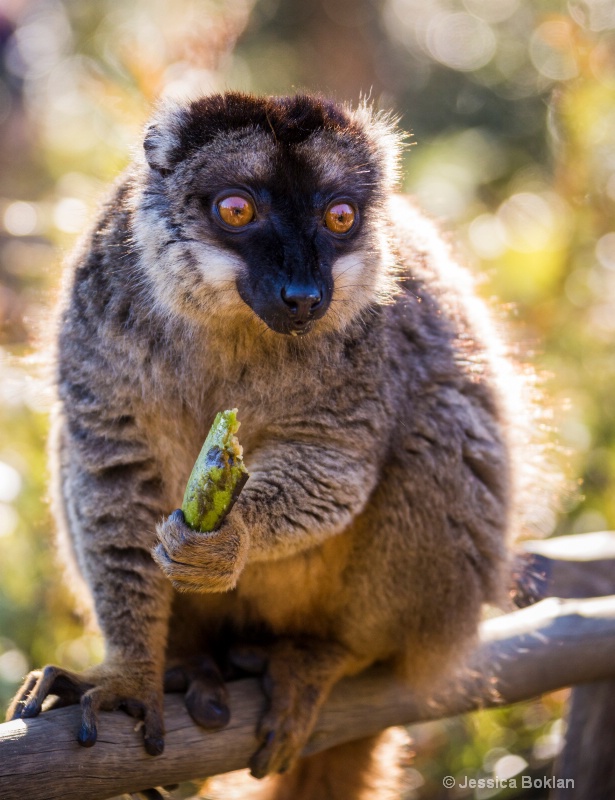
[
  {"x1": 202, "y1": 729, "x2": 406, "y2": 800},
  {"x1": 251, "y1": 730, "x2": 405, "y2": 800}
]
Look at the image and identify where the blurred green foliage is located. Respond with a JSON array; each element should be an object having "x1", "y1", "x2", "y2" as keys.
[{"x1": 1, "y1": 0, "x2": 614, "y2": 797}]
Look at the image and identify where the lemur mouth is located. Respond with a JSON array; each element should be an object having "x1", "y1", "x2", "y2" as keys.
[
  {"x1": 289, "y1": 321, "x2": 314, "y2": 337},
  {"x1": 253, "y1": 307, "x2": 321, "y2": 336},
  {"x1": 252, "y1": 312, "x2": 316, "y2": 337}
]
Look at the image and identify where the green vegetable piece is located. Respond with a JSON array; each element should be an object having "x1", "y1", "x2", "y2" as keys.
[{"x1": 181, "y1": 408, "x2": 249, "y2": 532}]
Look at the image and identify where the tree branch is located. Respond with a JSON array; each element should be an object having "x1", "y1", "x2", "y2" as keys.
[
  {"x1": 522, "y1": 531, "x2": 615, "y2": 599},
  {"x1": 2, "y1": 593, "x2": 615, "y2": 800}
]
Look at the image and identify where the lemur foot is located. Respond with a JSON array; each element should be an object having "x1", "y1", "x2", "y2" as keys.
[
  {"x1": 231, "y1": 638, "x2": 353, "y2": 778},
  {"x1": 7, "y1": 661, "x2": 165, "y2": 755},
  {"x1": 164, "y1": 654, "x2": 230, "y2": 729}
]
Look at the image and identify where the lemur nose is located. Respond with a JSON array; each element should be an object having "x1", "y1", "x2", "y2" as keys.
[{"x1": 281, "y1": 285, "x2": 323, "y2": 324}]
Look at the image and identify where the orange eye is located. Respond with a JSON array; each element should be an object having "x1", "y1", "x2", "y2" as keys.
[
  {"x1": 324, "y1": 201, "x2": 356, "y2": 235},
  {"x1": 216, "y1": 195, "x2": 255, "y2": 228}
]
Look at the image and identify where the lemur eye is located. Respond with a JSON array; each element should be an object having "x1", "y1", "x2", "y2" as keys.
[
  {"x1": 216, "y1": 194, "x2": 255, "y2": 228},
  {"x1": 324, "y1": 201, "x2": 356, "y2": 235}
]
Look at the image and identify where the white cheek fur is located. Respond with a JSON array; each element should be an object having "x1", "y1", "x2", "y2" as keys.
[
  {"x1": 133, "y1": 197, "x2": 244, "y2": 287},
  {"x1": 188, "y1": 242, "x2": 244, "y2": 285},
  {"x1": 332, "y1": 252, "x2": 366, "y2": 282}
]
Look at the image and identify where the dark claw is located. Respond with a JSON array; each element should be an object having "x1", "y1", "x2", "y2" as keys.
[
  {"x1": 169, "y1": 509, "x2": 185, "y2": 524},
  {"x1": 172, "y1": 654, "x2": 231, "y2": 731},
  {"x1": 204, "y1": 699, "x2": 230, "y2": 728},
  {"x1": 78, "y1": 690, "x2": 101, "y2": 749},
  {"x1": 144, "y1": 736, "x2": 165, "y2": 757},
  {"x1": 21, "y1": 699, "x2": 41, "y2": 719},
  {"x1": 77, "y1": 719, "x2": 97, "y2": 748},
  {"x1": 249, "y1": 744, "x2": 271, "y2": 780},
  {"x1": 248, "y1": 730, "x2": 275, "y2": 778},
  {"x1": 185, "y1": 684, "x2": 230, "y2": 730},
  {"x1": 249, "y1": 758, "x2": 264, "y2": 779}
]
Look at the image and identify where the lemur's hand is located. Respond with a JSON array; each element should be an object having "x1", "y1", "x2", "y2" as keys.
[
  {"x1": 154, "y1": 508, "x2": 250, "y2": 592},
  {"x1": 7, "y1": 659, "x2": 165, "y2": 755}
]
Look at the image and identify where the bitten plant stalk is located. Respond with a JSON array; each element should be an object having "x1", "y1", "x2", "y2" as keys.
[{"x1": 181, "y1": 409, "x2": 249, "y2": 532}]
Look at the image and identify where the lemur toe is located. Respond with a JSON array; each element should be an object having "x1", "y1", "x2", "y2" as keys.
[{"x1": 164, "y1": 655, "x2": 230, "y2": 730}]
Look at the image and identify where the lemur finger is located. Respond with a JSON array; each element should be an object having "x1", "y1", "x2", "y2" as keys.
[
  {"x1": 21, "y1": 665, "x2": 88, "y2": 719},
  {"x1": 152, "y1": 542, "x2": 174, "y2": 572},
  {"x1": 143, "y1": 699, "x2": 165, "y2": 756},
  {"x1": 155, "y1": 510, "x2": 190, "y2": 552},
  {"x1": 6, "y1": 671, "x2": 40, "y2": 719},
  {"x1": 152, "y1": 548, "x2": 211, "y2": 592},
  {"x1": 163, "y1": 657, "x2": 230, "y2": 728},
  {"x1": 151, "y1": 543, "x2": 198, "y2": 579},
  {"x1": 77, "y1": 688, "x2": 103, "y2": 747},
  {"x1": 250, "y1": 716, "x2": 304, "y2": 778},
  {"x1": 185, "y1": 677, "x2": 230, "y2": 729},
  {"x1": 249, "y1": 730, "x2": 281, "y2": 779}
]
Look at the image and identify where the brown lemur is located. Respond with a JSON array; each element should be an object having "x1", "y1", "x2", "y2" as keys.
[{"x1": 8, "y1": 93, "x2": 536, "y2": 797}]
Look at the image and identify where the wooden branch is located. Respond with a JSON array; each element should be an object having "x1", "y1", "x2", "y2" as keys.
[
  {"x1": 552, "y1": 680, "x2": 615, "y2": 800},
  {"x1": 523, "y1": 531, "x2": 615, "y2": 599},
  {"x1": 2, "y1": 594, "x2": 615, "y2": 800},
  {"x1": 520, "y1": 533, "x2": 615, "y2": 800}
]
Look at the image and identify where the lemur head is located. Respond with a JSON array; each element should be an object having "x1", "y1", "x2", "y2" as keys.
[{"x1": 132, "y1": 93, "x2": 401, "y2": 336}]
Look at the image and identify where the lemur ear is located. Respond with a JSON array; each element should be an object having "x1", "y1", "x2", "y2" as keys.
[{"x1": 143, "y1": 103, "x2": 188, "y2": 174}]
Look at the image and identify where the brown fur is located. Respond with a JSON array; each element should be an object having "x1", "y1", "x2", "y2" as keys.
[
  {"x1": 7, "y1": 93, "x2": 541, "y2": 796},
  {"x1": 255, "y1": 733, "x2": 403, "y2": 800}
]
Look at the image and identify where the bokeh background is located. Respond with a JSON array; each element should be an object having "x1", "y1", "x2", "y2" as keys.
[{"x1": 1, "y1": 0, "x2": 614, "y2": 796}]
